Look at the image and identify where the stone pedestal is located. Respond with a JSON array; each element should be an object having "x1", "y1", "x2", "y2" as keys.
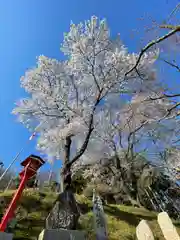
[
  {"x1": 38, "y1": 229, "x2": 86, "y2": 240},
  {"x1": 0, "y1": 232, "x2": 13, "y2": 240}
]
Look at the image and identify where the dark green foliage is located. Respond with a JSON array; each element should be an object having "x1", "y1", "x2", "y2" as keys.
[
  {"x1": 15, "y1": 175, "x2": 37, "y2": 189},
  {"x1": 27, "y1": 175, "x2": 37, "y2": 188},
  {"x1": 72, "y1": 172, "x2": 87, "y2": 194}
]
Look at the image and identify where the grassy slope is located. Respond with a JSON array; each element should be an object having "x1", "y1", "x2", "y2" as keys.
[{"x1": 0, "y1": 190, "x2": 179, "y2": 239}]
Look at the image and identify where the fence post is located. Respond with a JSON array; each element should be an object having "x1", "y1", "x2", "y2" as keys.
[
  {"x1": 158, "y1": 212, "x2": 180, "y2": 240},
  {"x1": 136, "y1": 219, "x2": 154, "y2": 240},
  {"x1": 136, "y1": 212, "x2": 180, "y2": 240}
]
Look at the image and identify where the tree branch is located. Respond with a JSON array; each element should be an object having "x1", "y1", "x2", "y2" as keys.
[
  {"x1": 67, "y1": 89, "x2": 103, "y2": 168},
  {"x1": 163, "y1": 2, "x2": 180, "y2": 25},
  {"x1": 125, "y1": 25, "x2": 180, "y2": 77},
  {"x1": 69, "y1": 75, "x2": 79, "y2": 107},
  {"x1": 67, "y1": 125, "x2": 94, "y2": 168},
  {"x1": 166, "y1": 102, "x2": 180, "y2": 117},
  {"x1": 160, "y1": 25, "x2": 179, "y2": 30},
  {"x1": 39, "y1": 107, "x2": 65, "y2": 118},
  {"x1": 159, "y1": 58, "x2": 180, "y2": 72},
  {"x1": 149, "y1": 93, "x2": 180, "y2": 101},
  {"x1": 126, "y1": 120, "x2": 148, "y2": 159}
]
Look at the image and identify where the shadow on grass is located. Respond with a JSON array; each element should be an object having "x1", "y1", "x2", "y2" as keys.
[
  {"x1": 18, "y1": 218, "x2": 45, "y2": 227},
  {"x1": 14, "y1": 222, "x2": 43, "y2": 240},
  {"x1": 77, "y1": 201, "x2": 156, "y2": 227},
  {"x1": 13, "y1": 227, "x2": 42, "y2": 240},
  {"x1": 104, "y1": 205, "x2": 156, "y2": 226},
  {"x1": 174, "y1": 221, "x2": 180, "y2": 228}
]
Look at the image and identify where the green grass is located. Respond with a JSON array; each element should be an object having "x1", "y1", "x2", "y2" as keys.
[
  {"x1": 0, "y1": 190, "x2": 179, "y2": 239},
  {"x1": 0, "y1": 189, "x2": 57, "y2": 240}
]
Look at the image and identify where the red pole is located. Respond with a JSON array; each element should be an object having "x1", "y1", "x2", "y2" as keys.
[{"x1": 0, "y1": 167, "x2": 29, "y2": 232}]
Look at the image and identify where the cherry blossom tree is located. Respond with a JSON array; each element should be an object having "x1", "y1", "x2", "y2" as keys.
[
  {"x1": 89, "y1": 87, "x2": 179, "y2": 185},
  {"x1": 122, "y1": 7, "x2": 180, "y2": 179},
  {"x1": 12, "y1": 16, "x2": 158, "y2": 189}
]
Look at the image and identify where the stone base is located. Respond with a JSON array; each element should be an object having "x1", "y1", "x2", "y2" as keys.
[
  {"x1": 38, "y1": 229, "x2": 86, "y2": 240},
  {"x1": 0, "y1": 232, "x2": 13, "y2": 240}
]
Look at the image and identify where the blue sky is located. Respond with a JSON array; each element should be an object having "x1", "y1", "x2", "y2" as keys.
[{"x1": 0, "y1": 0, "x2": 179, "y2": 174}]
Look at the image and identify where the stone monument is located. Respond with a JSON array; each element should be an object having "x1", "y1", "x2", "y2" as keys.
[{"x1": 46, "y1": 168, "x2": 80, "y2": 230}]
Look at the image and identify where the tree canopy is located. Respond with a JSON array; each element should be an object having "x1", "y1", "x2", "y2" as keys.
[{"x1": 12, "y1": 16, "x2": 180, "y2": 187}]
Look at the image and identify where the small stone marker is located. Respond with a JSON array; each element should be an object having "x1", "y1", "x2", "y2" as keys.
[
  {"x1": 38, "y1": 229, "x2": 86, "y2": 240},
  {"x1": 92, "y1": 189, "x2": 108, "y2": 240},
  {"x1": 136, "y1": 220, "x2": 154, "y2": 240},
  {"x1": 158, "y1": 212, "x2": 180, "y2": 240}
]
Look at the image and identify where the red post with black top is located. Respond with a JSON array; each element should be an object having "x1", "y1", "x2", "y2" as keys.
[{"x1": 0, "y1": 155, "x2": 45, "y2": 232}]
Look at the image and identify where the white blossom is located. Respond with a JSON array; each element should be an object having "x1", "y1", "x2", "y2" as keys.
[{"x1": 12, "y1": 16, "x2": 158, "y2": 164}]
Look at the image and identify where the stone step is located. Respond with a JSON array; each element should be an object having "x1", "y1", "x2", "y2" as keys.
[
  {"x1": 0, "y1": 232, "x2": 13, "y2": 240},
  {"x1": 38, "y1": 229, "x2": 86, "y2": 240}
]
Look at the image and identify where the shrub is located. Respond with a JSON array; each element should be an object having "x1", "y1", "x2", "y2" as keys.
[
  {"x1": 83, "y1": 184, "x2": 95, "y2": 199},
  {"x1": 72, "y1": 172, "x2": 87, "y2": 194}
]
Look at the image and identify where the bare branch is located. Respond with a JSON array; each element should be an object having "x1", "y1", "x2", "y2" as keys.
[
  {"x1": 159, "y1": 58, "x2": 180, "y2": 72},
  {"x1": 160, "y1": 25, "x2": 179, "y2": 30},
  {"x1": 39, "y1": 107, "x2": 65, "y2": 118},
  {"x1": 165, "y1": 102, "x2": 180, "y2": 117},
  {"x1": 163, "y1": 2, "x2": 180, "y2": 24},
  {"x1": 149, "y1": 93, "x2": 180, "y2": 101},
  {"x1": 125, "y1": 25, "x2": 180, "y2": 77},
  {"x1": 126, "y1": 120, "x2": 148, "y2": 159}
]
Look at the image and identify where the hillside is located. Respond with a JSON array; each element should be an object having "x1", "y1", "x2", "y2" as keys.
[{"x1": 0, "y1": 189, "x2": 180, "y2": 239}]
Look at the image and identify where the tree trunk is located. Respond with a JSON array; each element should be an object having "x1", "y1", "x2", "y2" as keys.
[
  {"x1": 64, "y1": 136, "x2": 71, "y2": 165},
  {"x1": 49, "y1": 136, "x2": 80, "y2": 230},
  {"x1": 62, "y1": 136, "x2": 72, "y2": 190},
  {"x1": 116, "y1": 156, "x2": 121, "y2": 170},
  {"x1": 114, "y1": 154, "x2": 136, "y2": 204}
]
